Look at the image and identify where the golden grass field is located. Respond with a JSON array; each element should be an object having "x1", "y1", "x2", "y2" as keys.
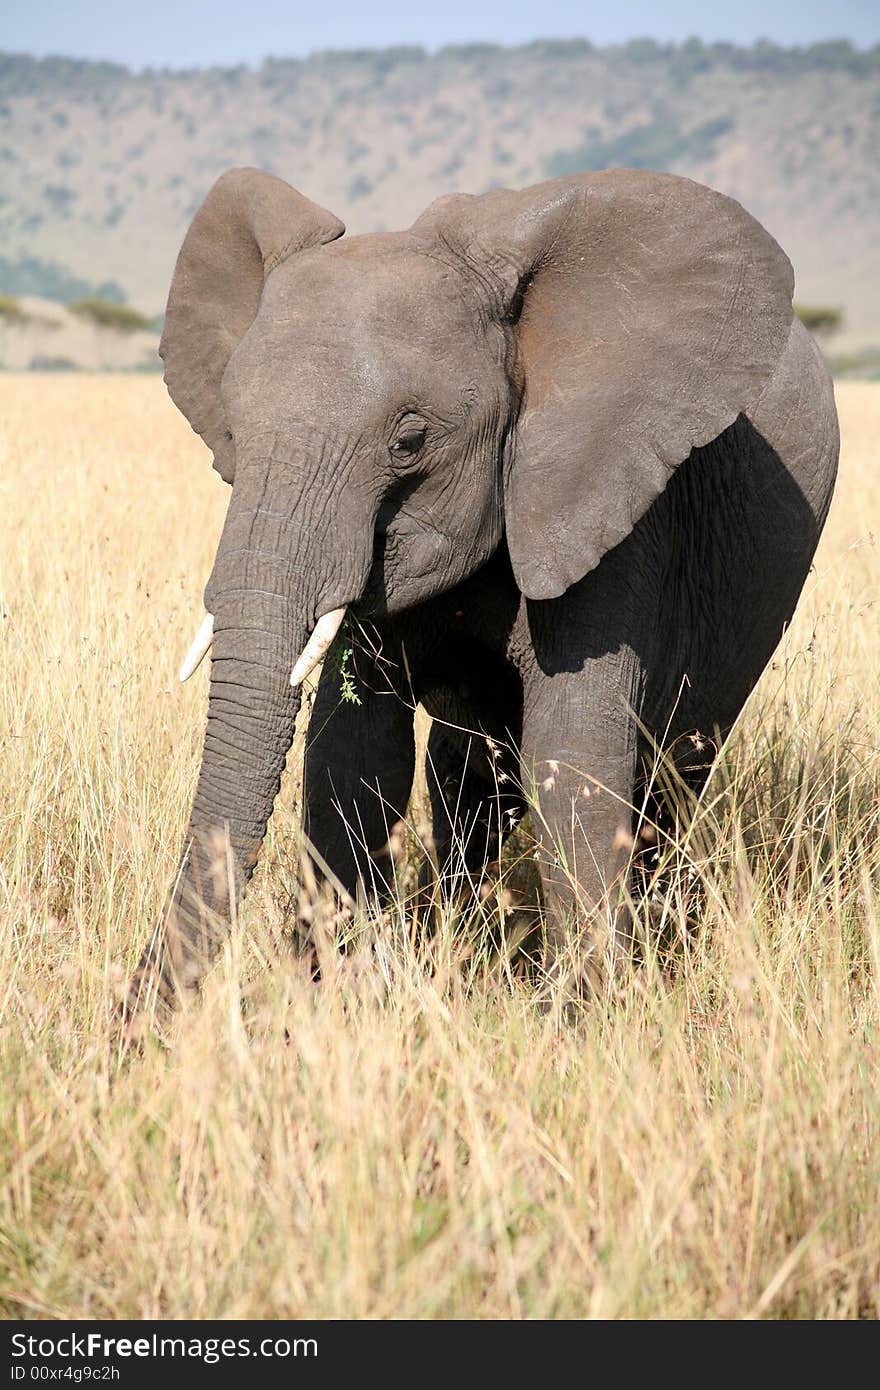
[{"x1": 1, "y1": 374, "x2": 878, "y2": 1319}]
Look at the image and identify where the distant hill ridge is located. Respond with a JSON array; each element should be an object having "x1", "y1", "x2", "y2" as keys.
[
  {"x1": 1, "y1": 37, "x2": 877, "y2": 348},
  {"x1": 3, "y1": 38, "x2": 880, "y2": 88}
]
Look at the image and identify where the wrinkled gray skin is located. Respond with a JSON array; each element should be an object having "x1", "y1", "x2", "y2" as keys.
[{"x1": 126, "y1": 166, "x2": 838, "y2": 1019}]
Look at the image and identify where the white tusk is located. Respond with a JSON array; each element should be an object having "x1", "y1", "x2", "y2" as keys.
[
  {"x1": 179, "y1": 612, "x2": 214, "y2": 683},
  {"x1": 289, "y1": 607, "x2": 346, "y2": 687}
]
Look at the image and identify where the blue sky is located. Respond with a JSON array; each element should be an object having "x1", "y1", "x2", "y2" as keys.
[{"x1": 6, "y1": 1, "x2": 879, "y2": 69}]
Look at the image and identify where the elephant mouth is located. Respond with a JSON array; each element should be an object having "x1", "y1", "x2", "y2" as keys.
[
  {"x1": 360, "y1": 514, "x2": 456, "y2": 614},
  {"x1": 374, "y1": 476, "x2": 422, "y2": 538}
]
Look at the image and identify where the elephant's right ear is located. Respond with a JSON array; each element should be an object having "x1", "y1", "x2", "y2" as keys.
[{"x1": 160, "y1": 168, "x2": 344, "y2": 483}]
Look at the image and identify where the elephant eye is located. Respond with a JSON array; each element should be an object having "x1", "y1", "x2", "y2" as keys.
[{"x1": 389, "y1": 425, "x2": 427, "y2": 460}]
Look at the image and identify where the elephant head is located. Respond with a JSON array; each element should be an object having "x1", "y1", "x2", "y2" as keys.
[{"x1": 136, "y1": 164, "x2": 793, "y2": 1011}]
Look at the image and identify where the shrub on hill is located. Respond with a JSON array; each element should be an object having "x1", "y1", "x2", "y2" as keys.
[
  {"x1": 795, "y1": 305, "x2": 844, "y2": 337},
  {"x1": 68, "y1": 299, "x2": 154, "y2": 333}
]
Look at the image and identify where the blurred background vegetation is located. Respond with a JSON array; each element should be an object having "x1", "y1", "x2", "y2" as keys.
[{"x1": 0, "y1": 36, "x2": 877, "y2": 373}]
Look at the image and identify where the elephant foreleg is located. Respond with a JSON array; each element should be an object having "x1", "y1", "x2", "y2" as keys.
[
  {"x1": 520, "y1": 648, "x2": 641, "y2": 977},
  {"x1": 302, "y1": 632, "x2": 416, "y2": 906},
  {"x1": 421, "y1": 722, "x2": 526, "y2": 908}
]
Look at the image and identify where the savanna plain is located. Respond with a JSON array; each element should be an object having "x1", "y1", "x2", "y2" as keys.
[{"x1": 1, "y1": 374, "x2": 878, "y2": 1319}]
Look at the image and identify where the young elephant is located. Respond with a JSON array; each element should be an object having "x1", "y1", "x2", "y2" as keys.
[{"x1": 127, "y1": 166, "x2": 838, "y2": 1017}]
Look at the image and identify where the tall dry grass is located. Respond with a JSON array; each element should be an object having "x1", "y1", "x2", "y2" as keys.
[{"x1": 0, "y1": 374, "x2": 878, "y2": 1319}]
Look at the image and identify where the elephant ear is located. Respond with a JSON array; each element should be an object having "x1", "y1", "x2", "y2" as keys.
[
  {"x1": 160, "y1": 167, "x2": 344, "y2": 483},
  {"x1": 412, "y1": 171, "x2": 794, "y2": 599}
]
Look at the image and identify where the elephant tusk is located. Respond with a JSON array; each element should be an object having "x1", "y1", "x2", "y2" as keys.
[
  {"x1": 179, "y1": 612, "x2": 214, "y2": 683},
  {"x1": 289, "y1": 607, "x2": 346, "y2": 687}
]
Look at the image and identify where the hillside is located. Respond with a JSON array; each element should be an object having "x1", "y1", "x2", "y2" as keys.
[
  {"x1": 0, "y1": 296, "x2": 159, "y2": 371},
  {"x1": 1, "y1": 39, "x2": 878, "y2": 350}
]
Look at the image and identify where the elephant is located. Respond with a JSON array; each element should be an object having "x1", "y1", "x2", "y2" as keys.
[{"x1": 125, "y1": 165, "x2": 839, "y2": 1021}]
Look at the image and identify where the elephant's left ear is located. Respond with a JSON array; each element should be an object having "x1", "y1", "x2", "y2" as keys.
[{"x1": 412, "y1": 171, "x2": 794, "y2": 600}]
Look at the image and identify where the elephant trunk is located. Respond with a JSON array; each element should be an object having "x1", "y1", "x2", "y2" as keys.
[{"x1": 125, "y1": 450, "x2": 373, "y2": 1021}]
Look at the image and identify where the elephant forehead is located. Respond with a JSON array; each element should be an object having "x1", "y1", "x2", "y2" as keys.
[
  {"x1": 261, "y1": 240, "x2": 481, "y2": 349},
  {"x1": 223, "y1": 243, "x2": 502, "y2": 426}
]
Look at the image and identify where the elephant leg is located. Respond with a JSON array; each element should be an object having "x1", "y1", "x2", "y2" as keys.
[
  {"x1": 302, "y1": 636, "x2": 416, "y2": 906},
  {"x1": 421, "y1": 722, "x2": 526, "y2": 905},
  {"x1": 520, "y1": 647, "x2": 641, "y2": 976}
]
